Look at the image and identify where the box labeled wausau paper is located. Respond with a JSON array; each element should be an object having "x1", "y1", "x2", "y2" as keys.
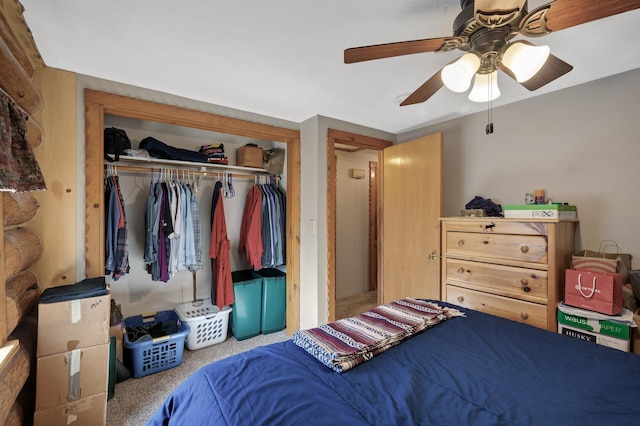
[{"x1": 503, "y1": 204, "x2": 577, "y2": 219}]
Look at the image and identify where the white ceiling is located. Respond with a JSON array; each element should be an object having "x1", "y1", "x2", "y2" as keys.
[{"x1": 19, "y1": 0, "x2": 640, "y2": 134}]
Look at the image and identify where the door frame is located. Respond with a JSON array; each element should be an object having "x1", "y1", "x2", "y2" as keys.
[
  {"x1": 84, "y1": 89, "x2": 302, "y2": 334},
  {"x1": 326, "y1": 128, "x2": 392, "y2": 321}
]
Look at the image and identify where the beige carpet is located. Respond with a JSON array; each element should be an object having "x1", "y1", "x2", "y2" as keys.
[
  {"x1": 109, "y1": 292, "x2": 377, "y2": 424},
  {"x1": 335, "y1": 290, "x2": 378, "y2": 320},
  {"x1": 107, "y1": 330, "x2": 288, "y2": 425}
]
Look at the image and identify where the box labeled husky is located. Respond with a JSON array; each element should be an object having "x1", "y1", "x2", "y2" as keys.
[
  {"x1": 503, "y1": 204, "x2": 577, "y2": 219},
  {"x1": 557, "y1": 303, "x2": 633, "y2": 352}
]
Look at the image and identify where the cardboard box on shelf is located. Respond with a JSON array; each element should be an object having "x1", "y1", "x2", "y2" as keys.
[
  {"x1": 37, "y1": 294, "x2": 110, "y2": 357},
  {"x1": 36, "y1": 343, "x2": 109, "y2": 411},
  {"x1": 236, "y1": 145, "x2": 264, "y2": 168}
]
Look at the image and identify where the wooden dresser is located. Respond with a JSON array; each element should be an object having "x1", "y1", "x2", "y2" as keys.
[{"x1": 441, "y1": 217, "x2": 577, "y2": 332}]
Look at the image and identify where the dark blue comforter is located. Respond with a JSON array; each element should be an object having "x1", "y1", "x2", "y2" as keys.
[{"x1": 148, "y1": 305, "x2": 640, "y2": 425}]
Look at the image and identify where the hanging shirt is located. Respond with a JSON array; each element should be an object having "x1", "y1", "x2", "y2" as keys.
[
  {"x1": 112, "y1": 176, "x2": 130, "y2": 280},
  {"x1": 260, "y1": 184, "x2": 274, "y2": 268},
  {"x1": 238, "y1": 184, "x2": 263, "y2": 270},
  {"x1": 209, "y1": 182, "x2": 233, "y2": 309},
  {"x1": 188, "y1": 183, "x2": 203, "y2": 272},
  {"x1": 104, "y1": 177, "x2": 120, "y2": 274}
]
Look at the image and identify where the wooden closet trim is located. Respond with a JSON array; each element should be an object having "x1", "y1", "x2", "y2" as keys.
[
  {"x1": 326, "y1": 128, "x2": 392, "y2": 321},
  {"x1": 84, "y1": 89, "x2": 301, "y2": 334}
]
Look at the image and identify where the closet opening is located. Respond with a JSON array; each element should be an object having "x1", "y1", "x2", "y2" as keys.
[{"x1": 85, "y1": 89, "x2": 301, "y2": 334}]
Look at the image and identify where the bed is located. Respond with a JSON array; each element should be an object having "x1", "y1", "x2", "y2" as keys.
[{"x1": 147, "y1": 300, "x2": 640, "y2": 425}]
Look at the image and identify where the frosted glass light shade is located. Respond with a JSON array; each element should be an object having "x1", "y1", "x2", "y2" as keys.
[
  {"x1": 468, "y1": 71, "x2": 500, "y2": 102},
  {"x1": 501, "y1": 41, "x2": 550, "y2": 82},
  {"x1": 441, "y1": 53, "x2": 481, "y2": 92}
]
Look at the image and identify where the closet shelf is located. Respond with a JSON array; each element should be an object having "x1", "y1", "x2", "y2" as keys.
[{"x1": 105, "y1": 155, "x2": 271, "y2": 177}]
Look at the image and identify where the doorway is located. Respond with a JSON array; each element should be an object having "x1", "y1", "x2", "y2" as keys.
[{"x1": 327, "y1": 129, "x2": 393, "y2": 321}]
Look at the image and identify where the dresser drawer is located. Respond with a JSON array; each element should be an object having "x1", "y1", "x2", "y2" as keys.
[
  {"x1": 446, "y1": 285, "x2": 547, "y2": 329},
  {"x1": 445, "y1": 259, "x2": 548, "y2": 303},
  {"x1": 443, "y1": 219, "x2": 548, "y2": 236},
  {"x1": 445, "y1": 231, "x2": 548, "y2": 264}
]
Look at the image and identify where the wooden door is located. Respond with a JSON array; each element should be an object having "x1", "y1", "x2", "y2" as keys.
[{"x1": 380, "y1": 133, "x2": 443, "y2": 303}]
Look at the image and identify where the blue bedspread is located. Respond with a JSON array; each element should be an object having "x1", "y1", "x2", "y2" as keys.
[{"x1": 148, "y1": 304, "x2": 640, "y2": 425}]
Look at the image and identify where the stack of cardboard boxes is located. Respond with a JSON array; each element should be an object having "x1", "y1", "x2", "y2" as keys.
[
  {"x1": 557, "y1": 303, "x2": 635, "y2": 352},
  {"x1": 34, "y1": 285, "x2": 110, "y2": 425}
]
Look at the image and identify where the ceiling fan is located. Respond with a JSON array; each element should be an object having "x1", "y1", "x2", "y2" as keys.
[{"x1": 344, "y1": 0, "x2": 640, "y2": 106}]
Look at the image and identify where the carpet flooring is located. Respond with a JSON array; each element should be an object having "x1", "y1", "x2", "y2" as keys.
[
  {"x1": 109, "y1": 291, "x2": 378, "y2": 425},
  {"x1": 107, "y1": 330, "x2": 288, "y2": 425},
  {"x1": 335, "y1": 290, "x2": 378, "y2": 320}
]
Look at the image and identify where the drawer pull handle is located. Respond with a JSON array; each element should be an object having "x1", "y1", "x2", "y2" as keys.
[
  {"x1": 457, "y1": 239, "x2": 465, "y2": 247},
  {"x1": 456, "y1": 296, "x2": 464, "y2": 303},
  {"x1": 521, "y1": 245, "x2": 529, "y2": 253},
  {"x1": 520, "y1": 278, "x2": 531, "y2": 292},
  {"x1": 457, "y1": 267, "x2": 465, "y2": 274},
  {"x1": 520, "y1": 312, "x2": 529, "y2": 320}
]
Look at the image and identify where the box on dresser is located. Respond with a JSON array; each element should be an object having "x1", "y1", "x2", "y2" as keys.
[
  {"x1": 503, "y1": 204, "x2": 577, "y2": 219},
  {"x1": 440, "y1": 217, "x2": 577, "y2": 332}
]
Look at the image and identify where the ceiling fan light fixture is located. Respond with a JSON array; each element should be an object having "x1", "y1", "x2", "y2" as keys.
[
  {"x1": 468, "y1": 71, "x2": 500, "y2": 102},
  {"x1": 501, "y1": 41, "x2": 550, "y2": 82},
  {"x1": 441, "y1": 52, "x2": 481, "y2": 92}
]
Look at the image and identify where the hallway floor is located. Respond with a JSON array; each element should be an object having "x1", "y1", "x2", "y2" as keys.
[{"x1": 335, "y1": 290, "x2": 377, "y2": 320}]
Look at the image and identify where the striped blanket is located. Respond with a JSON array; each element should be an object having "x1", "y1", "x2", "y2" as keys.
[{"x1": 292, "y1": 298, "x2": 465, "y2": 373}]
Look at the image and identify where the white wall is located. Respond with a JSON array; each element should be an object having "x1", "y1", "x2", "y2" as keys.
[
  {"x1": 400, "y1": 68, "x2": 640, "y2": 265},
  {"x1": 299, "y1": 118, "x2": 320, "y2": 329},
  {"x1": 336, "y1": 150, "x2": 378, "y2": 299},
  {"x1": 306, "y1": 116, "x2": 395, "y2": 326}
]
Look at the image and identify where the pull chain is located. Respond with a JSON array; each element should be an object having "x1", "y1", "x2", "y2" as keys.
[{"x1": 486, "y1": 71, "x2": 494, "y2": 134}]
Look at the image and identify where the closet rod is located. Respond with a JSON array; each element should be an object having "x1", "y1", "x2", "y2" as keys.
[{"x1": 105, "y1": 164, "x2": 270, "y2": 180}]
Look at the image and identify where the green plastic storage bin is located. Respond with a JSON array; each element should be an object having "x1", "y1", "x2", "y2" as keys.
[
  {"x1": 108, "y1": 335, "x2": 116, "y2": 400},
  {"x1": 231, "y1": 270, "x2": 263, "y2": 340},
  {"x1": 257, "y1": 268, "x2": 286, "y2": 334}
]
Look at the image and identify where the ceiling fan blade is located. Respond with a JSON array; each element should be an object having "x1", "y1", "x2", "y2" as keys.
[
  {"x1": 344, "y1": 37, "x2": 465, "y2": 64},
  {"x1": 499, "y1": 53, "x2": 573, "y2": 91},
  {"x1": 521, "y1": 0, "x2": 640, "y2": 37},
  {"x1": 400, "y1": 69, "x2": 444, "y2": 106},
  {"x1": 474, "y1": 0, "x2": 527, "y2": 28}
]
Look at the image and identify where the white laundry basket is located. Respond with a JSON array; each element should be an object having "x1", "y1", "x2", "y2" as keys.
[{"x1": 174, "y1": 300, "x2": 232, "y2": 350}]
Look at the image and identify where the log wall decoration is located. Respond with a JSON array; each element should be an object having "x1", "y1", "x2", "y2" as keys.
[
  {"x1": 5, "y1": 271, "x2": 40, "y2": 334},
  {"x1": 1, "y1": 1, "x2": 47, "y2": 424},
  {"x1": 0, "y1": 342, "x2": 29, "y2": 420},
  {"x1": 3, "y1": 228, "x2": 43, "y2": 280},
  {"x1": 2, "y1": 192, "x2": 39, "y2": 227}
]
